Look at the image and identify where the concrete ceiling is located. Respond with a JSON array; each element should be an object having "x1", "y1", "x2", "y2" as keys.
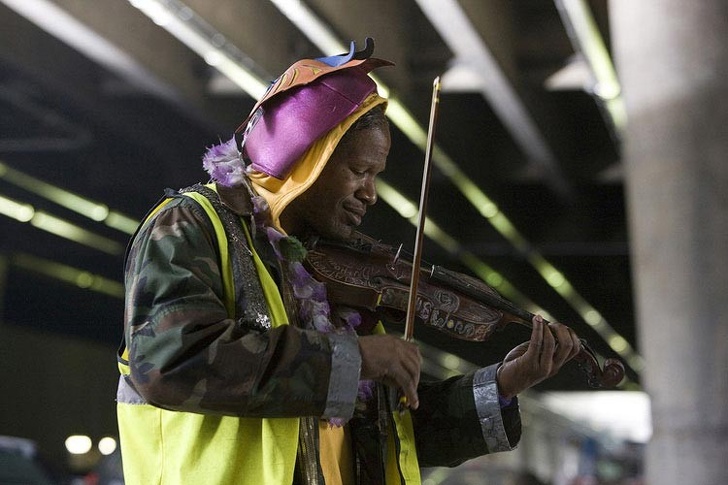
[{"x1": 0, "y1": 0, "x2": 636, "y2": 392}]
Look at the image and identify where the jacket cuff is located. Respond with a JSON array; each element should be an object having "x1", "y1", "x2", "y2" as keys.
[
  {"x1": 322, "y1": 333, "x2": 362, "y2": 419},
  {"x1": 473, "y1": 363, "x2": 518, "y2": 452}
]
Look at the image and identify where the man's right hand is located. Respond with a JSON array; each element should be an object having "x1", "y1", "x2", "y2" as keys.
[{"x1": 358, "y1": 335, "x2": 422, "y2": 409}]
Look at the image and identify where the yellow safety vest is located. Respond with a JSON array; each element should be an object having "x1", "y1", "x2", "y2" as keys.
[{"x1": 117, "y1": 186, "x2": 421, "y2": 484}]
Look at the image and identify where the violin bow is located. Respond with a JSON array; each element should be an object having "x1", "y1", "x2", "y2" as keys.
[
  {"x1": 403, "y1": 76, "x2": 442, "y2": 342},
  {"x1": 391, "y1": 76, "x2": 441, "y2": 412}
]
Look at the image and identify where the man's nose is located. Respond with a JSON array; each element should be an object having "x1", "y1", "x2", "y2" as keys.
[{"x1": 357, "y1": 178, "x2": 377, "y2": 205}]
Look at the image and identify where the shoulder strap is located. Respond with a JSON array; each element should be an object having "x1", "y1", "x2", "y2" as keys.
[
  {"x1": 179, "y1": 183, "x2": 273, "y2": 329},
  {"x1": 179, "y1": 187, "x2": 237, "y2": 318}
]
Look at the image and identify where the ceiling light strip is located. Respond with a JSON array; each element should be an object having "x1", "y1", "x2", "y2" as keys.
[
  {"x1": 0, "y1": 0, "x2": 179, "y2": 102},
  {"x1": 30, "y1": 211, "x2": 124, "y2": 255},
  {"x1": 268, "y1": 0, "x2": 345, "y2": 55},
  {"x1": 0, "y1": 161, "x2": 139, "y2": 235},
  {"x1": 554, "y1": 0, "x2": 627, "y2": 135},
  {"x1": 128, "y1": 0, "x2": 269, "y2": 99},
  {"x1": 0, "y1": 192, "x2": 124, "y2": 255},
  {"x1": 11, "y1": 252, "x2": 124, "y2": 298}
]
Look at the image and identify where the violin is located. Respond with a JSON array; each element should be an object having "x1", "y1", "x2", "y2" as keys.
[{"x1": 305, "y1": 232, "x2": 626, "y2": 389}]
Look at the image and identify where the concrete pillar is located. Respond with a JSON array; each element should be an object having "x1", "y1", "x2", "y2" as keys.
[{"x1": 610, "y1": 1, "x2": 728, "y2": 484}]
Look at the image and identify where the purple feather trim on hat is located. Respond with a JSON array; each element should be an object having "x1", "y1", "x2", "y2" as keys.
[{"x1": 202, "y1": 136, "x2": 246, "y2": 187}]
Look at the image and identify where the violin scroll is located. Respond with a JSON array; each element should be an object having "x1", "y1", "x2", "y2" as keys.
[{"x1": 572, "y1": 344, "x2": 625, "y2": 388}]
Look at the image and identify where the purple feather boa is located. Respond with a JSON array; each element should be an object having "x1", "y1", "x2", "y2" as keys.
[
  {"x1": 264, "y1": 225, "x2": 376, "y2": 426},
  {"x1": 267, "y1": 227, "x2": 374, "y2": 427}
]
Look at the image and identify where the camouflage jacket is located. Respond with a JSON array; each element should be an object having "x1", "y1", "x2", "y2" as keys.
[{"x1": 118, "y1": 184, "x2": 521, "y2": 483}]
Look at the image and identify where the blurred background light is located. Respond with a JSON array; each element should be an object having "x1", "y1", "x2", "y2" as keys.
[
  {"x1": 542, "y1": 391, "x2": 652, "y2": 443},
  {"x1": 98, "y1": 437, "x2": 117, "y2": 456},
  {"x1": 64, "y1": 435, "x2": 92, "y2": 455}
]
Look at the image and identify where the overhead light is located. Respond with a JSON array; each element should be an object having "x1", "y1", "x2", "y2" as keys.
[
  {"x1": 554, "y1": 0, "x2": 627, "y2": 134},
  {"x1": 12, "y1": 253, "x2": 125, "y2": 298},
  {"x1": 0, "y1": 191, "x2": 125, "y2": 255},
  {"x1": 374, "y1": 181, "x2": 418, "y2": 219},
  {"x1": 268, "y1": 0, "x2": 346, "y2": 55},
  {"x1": 0, "y1": 162, "x2": 139, "y2": 235},
  {"x1": 544, "y1": 54, "x2": 595, "y2": 91},
  {"x1": 65, "y1": 435, "x2": 92, "y2": 455},
  {"x1": 440, "y1": 62, "x2": 487, "y2": 93},
  {"x1": 29, "y1": 212, "x2": 125, "y2": 255},
  {"x1": 0, "y1": 194, "x2": 34, "y2": 222},
  {"x1": 1, "y1": 0, "x2": 180, "y2": 100},
  {"x1": 98, "y1": 437, "x2": 118, "y2": 456},
  {"x1": 128, "y1": 0, "x2": 269, "y2": 99}
]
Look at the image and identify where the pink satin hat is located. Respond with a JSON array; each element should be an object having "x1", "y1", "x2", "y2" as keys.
[{"x1": 236, "y1": 38, "x2": 393, "y2": 180}]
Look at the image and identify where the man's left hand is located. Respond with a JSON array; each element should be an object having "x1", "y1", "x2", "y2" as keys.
[{"x1": 495, "y1": 314, "x2": 581, "y2": 399}]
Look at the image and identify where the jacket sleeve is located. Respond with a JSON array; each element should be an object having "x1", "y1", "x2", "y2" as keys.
[
  {"x1": 122, "y1": 196, "x2": 361, "y2": 419},
  {"x1": 410, "y1": 363, "x2": 521, "y2": 467}
]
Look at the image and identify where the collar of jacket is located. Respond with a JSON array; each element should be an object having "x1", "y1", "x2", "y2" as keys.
[{"x1": 216, "y1": 183, "x2": 254, "y2": 217}]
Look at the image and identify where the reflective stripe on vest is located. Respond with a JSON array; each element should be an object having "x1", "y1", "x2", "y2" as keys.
[{"x1": 371, "y1": 322, "x2": 422, "y2": 484}]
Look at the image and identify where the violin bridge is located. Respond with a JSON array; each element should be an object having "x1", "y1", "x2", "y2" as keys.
[{"x1": 388, "y1": 243, "x2": 403, "y2": 271}]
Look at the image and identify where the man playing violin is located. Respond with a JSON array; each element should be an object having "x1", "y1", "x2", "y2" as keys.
[{"x1": 117, "y1": 39, "x2": 581, "y2": 485}]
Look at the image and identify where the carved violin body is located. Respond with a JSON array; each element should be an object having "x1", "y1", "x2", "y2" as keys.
[{"x1": 305, "y1": 232, "x2": 626, "y2": 389}]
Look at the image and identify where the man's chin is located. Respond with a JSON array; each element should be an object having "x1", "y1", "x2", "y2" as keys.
[{"x1": 326, "y1": 224, "x2": 355, "y2": 242}]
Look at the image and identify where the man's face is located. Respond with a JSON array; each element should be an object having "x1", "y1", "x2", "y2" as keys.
[{"x1": 281, "y1": 124, "x2": 391, "y2": 241}]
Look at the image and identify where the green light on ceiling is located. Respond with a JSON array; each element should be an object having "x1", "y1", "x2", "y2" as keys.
[
  {"x1": 608, "y1": 334, "x2": 630, "y2": 354},
  {"x1": 30, "y1": 211, "x2": 124, "y2": 255},
  {"x1": 12, "y1": 252, "x2": 124, "y2": 298},
  {"x1": 584, "y1": 309, "x2": 602, "y2": 327},
  {"x1": 0, "y1": 194, "x2": 35, "y2": 222},
  {"x1": 0, "y1": 161, "x2": 139, "y2": 234},
  {"x1": 545, "y1": 270, "x2": 566, "y2": 289},
  {"x1": 375, "y1": 180, "x2": 418, "y2": 218}
]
